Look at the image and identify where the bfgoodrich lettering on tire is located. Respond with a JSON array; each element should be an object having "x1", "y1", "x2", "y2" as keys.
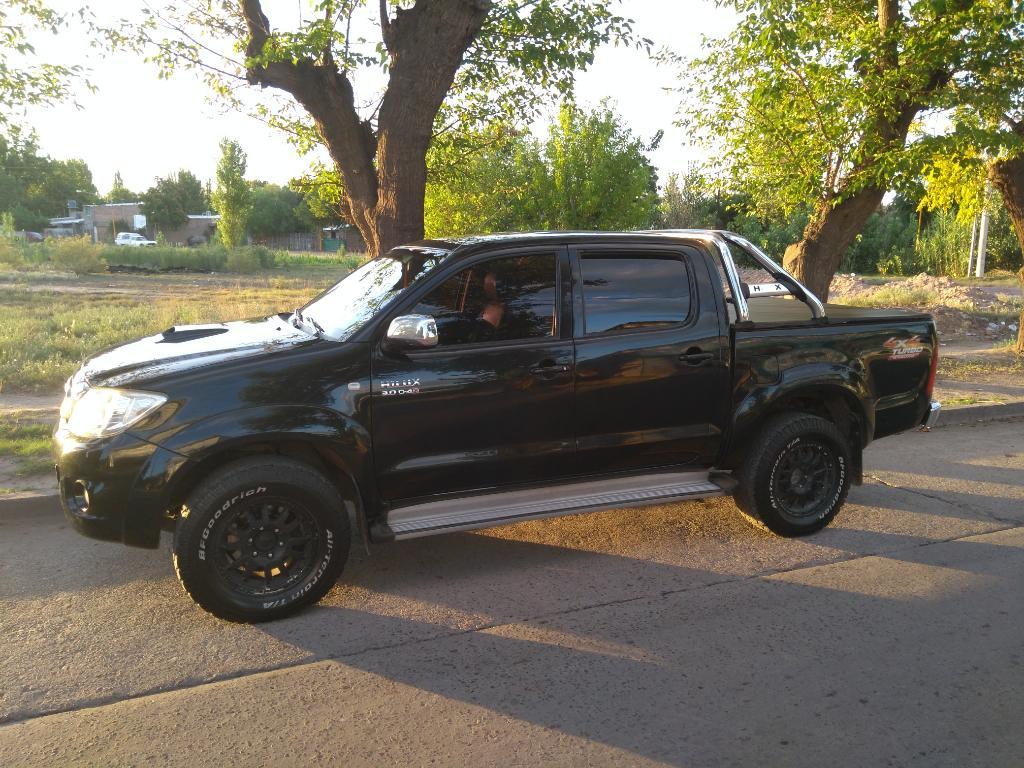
[
  {"x1": 172, "y1": 456, "x2": 350, "y2": 622},
  {"x1": 734, "y1": 412, "x2": 851, "y2": 537}
]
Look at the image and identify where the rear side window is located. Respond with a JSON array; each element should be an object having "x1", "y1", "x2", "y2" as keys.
[
  {"x1": 411, "y1": 252, "x2": 557, "y2": 346},
  {"x1": 580, "y1": 253, "x2": 692, "y2": 335}
]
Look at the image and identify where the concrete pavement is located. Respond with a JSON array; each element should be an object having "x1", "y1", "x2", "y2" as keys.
[{"x1": 1, "y1": 418, "x2": 1022, "y2": 766}]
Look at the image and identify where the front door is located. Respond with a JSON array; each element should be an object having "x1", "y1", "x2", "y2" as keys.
[
  {"x1": 371, "y1": 249, "x2": 575, "y2": 502},
  {"x1": 571, "y1": 244, "x2": 729, "y2": 474}
]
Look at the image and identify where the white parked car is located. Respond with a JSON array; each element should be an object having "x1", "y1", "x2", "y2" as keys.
[{"x1": 115, "y1": 232, "x2": 157, "y2": 247}]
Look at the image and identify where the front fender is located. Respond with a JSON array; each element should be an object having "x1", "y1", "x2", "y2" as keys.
[{"x1": 138, "y1": 404, "x2": 374, "y2": 518}]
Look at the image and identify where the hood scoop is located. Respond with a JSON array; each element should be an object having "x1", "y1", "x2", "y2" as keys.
[{"x1": 159, "y1": 325, "x2": 230, "y2": 343}]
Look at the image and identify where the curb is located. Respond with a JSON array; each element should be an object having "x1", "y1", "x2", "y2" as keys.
[
  {"x1": 0, "y1": 493, "x2": 61, "y2": 519},
  {"x1": 934, "y1": 400, "x2": 1024, "y2": 427},
  {"x1": 2, "y1": 401, "x2": 1023, "y2": 518}
]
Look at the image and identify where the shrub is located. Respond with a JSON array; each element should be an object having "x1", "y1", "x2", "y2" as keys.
[
  {"x1": 47, "y1": 237, "x2": 107, "y2": 274},
  {"x1": 0, "y1": 238, "x2": 26, "y2": 268},
  {"x1": 225, "y1": 247, "x2": 262, "y2": 273},
  {"x1": 275, "y1": 251, "x2": 368, "y2": 270},
  {"x1": 102, "y1": 244, "x2": 228, "y2": 272}
]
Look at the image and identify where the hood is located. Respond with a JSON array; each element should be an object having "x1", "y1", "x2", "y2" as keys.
[{"x1": 79, "y1": 315, "x2": 314, "y2": 389}]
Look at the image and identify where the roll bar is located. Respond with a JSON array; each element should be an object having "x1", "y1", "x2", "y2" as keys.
[
  {"x1": 720, "y1": 232, "x2": 827, "y2": 321},
  {"x1": 652, "y1": 230, "x2": 827, "y2": 323}
]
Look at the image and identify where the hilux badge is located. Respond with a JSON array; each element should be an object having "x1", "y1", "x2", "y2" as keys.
[{"x1": 379, "y1": 378, "x2": 421, "y2": 396}]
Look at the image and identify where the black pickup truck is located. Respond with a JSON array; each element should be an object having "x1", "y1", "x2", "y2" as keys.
[{"x1": 54, "y1": 230, "x2": 940, "y2": 622}]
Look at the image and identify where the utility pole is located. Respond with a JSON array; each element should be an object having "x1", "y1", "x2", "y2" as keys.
[
  {"x1": 975, "y1": 182, "x2": 991, "y2": 278},
  {"x1": 967, "y1": 214, "x2": 978, "y2": 277}
]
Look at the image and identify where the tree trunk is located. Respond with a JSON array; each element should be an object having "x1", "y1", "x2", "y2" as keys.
[
  {"x1": 988, "y1": 155, "x2": 1024, "y2": 355},
  {"x1": 783, "y1": 186, "x2": 885, "y2": 301},
  {"x1": 240, "y1": 0, "x2": 491, "y2": 257}
]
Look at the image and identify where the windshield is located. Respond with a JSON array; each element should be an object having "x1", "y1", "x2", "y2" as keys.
[{"x1": 298, "y1": 246, "x2": 451, "y2": 341}]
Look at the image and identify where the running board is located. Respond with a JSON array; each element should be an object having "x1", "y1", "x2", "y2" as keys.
[{"x1": 386, "y1": 470, "x2": 734, "y2": 540}]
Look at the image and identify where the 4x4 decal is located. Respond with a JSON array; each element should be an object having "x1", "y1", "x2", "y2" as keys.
[{"x1": 883, "y1": 335, "x2": 925, "y2": 360}]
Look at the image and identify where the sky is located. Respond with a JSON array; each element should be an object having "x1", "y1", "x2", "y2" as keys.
[{"x1": 21, "y1": 1, "x2": 736, "y2": 196}]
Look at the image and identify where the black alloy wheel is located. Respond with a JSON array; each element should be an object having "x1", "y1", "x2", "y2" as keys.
[
  {"x1": 734, "y1": 412, "x2": 852, "y2": 537},
  {"x1": 173, "y1": 457, "x2": 350, "y2": 622},
  {"x1": 770, "y1": 439, "x2": 841, "y2": 523}
]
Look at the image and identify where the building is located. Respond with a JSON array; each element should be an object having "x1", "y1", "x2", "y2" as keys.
[
  {"x1": 322, "y1": 223, "x2": 367, "y2": 253},
  {"x1": 44, "y1": 216, "x2": 85, "y2": 238},
  {"x1": 83, "y1": 203, "x2": 144, "y2": 243},
  {"x1": 158, "y1": 214, "x2": 220, "y2": 246}
]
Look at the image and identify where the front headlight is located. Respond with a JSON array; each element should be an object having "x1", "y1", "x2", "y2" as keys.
[{"x1": 64, "y1": 388, "x2": 167, "y2": 439}]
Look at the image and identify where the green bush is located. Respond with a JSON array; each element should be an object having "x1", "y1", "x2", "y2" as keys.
[
  {"x1": 0, "y1": 238, "x2": 26, "y2": 268},
  {"x1": 275, "y1": 251, "x2": 368, "y2": 270},
  {"x1": 102, "y1": 244, "x2": 228, "y2": 271},
  {"x1": 47, "y1": 237, "x2": 107, "y2": 274},
  {"x1": 226, "y1": 246, "x2": 263, "y2": 273}
]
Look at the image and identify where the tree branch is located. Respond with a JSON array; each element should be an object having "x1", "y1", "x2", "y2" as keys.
[
  {"x1": 1004, "y1": 112, "x2": 1024, "y2": 137},
  {"x1": 380, "y1": 0, "x2": 394, "y2": 52}
]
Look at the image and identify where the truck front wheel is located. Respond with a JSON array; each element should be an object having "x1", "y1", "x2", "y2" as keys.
[
  {"x1": 734, "y1": 413, "x2": 851, "y2": 537},
  {"x1": 172, "y1": 457, "x2": 350, "y2": 622}
]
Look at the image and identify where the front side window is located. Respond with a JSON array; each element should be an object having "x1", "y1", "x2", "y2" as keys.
[
  {"x1": 410, "y1": 253, "x2": 557, "y2": 346},
  {"x1": 580, "y1": 253, "x2": 692, "y2": 335}
]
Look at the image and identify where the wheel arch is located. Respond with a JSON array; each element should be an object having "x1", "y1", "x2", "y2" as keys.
[
  {"x1": 161, "y1": 435, "x2": 373, "y2": 552},
  {"x1": 721, "y1": 379, "x2": 870, "y2": 483}
]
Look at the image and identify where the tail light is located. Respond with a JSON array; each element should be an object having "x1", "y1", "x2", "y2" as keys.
[{"x1": 925, "y1": 341, "x2": 939, "y2": 398}]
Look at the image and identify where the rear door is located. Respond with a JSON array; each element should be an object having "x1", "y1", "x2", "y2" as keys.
[
  {"x1": 371, "y1": 248, "x2": 576, "y2": 502},
  {"x1": 570, "y1": 242, "x2": 729, "y2": 474}
]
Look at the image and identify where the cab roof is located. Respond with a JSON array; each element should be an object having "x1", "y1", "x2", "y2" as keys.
[{"x1": 407, "y1": 230, "x2": 724, "y2": 260}]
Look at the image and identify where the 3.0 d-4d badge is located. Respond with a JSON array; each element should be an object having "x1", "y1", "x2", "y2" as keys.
[{"x1": 380, "y1": 377, "x2": 421, "y2": 396}]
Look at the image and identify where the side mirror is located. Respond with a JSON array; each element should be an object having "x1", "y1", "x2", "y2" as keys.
[{"x1": 385, "y1": 314, "x2": 438, "y2": 350}]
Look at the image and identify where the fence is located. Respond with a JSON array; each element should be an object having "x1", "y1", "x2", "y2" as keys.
[{"x1": 255, "y1": 232, "x2": 320, "y2": 252}]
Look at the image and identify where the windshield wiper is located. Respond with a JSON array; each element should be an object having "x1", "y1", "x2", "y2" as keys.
[
  {"x1": 292, "y1": 308, "x2": 326, "y2": 338},
  {"x1": 307, "y1": 315, "x2": 326, "y2": 337},
  {"x1": 292, "y1": 308, "x2": 315, "y2": 336}
]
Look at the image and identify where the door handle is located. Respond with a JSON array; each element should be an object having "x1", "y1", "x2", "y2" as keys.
[
  {"x1": 678, "y1": 349, "x2": 714, "y2": 365},
  {"x1": 529, "y1": 361, "x2": 570, "y2": 378}
]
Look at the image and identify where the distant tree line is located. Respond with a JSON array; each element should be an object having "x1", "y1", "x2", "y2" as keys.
[{"x1": 3, "y1": 111, "x2": 1022, "y2": 276}]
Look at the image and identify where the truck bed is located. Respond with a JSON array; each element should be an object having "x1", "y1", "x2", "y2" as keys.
[{"x1": 732, "y1": 297, "x2": 937, "y2": 442}]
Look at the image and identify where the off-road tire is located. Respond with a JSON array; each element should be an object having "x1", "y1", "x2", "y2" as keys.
[
  {"x1": 173, "y1": 456, "x2": 350, "y2": 622},
  {"x1": 734, "y1": 412, "x2": 851, "y2": 537}
]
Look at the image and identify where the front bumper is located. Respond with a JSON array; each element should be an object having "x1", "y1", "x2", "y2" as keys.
[
  {"x1": 923, "y1": 400, "x2": 941, "y2": 429},
  {"x1": 55, "y1": 427, "x2": 186, "y2": 549}
]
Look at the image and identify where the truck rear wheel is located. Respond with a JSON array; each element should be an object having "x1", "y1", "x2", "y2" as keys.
[
  {"x1": 734, "y1": 413, "x2": 851, "y2": 537},
  {"x1": 172, "y1": 457, "x2": 350, "y2": 622}
]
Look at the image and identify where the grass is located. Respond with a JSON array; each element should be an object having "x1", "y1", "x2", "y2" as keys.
[
  {"x1": 1, "y1": 236, "x2": 368, "y2": 276},
  {"x1": 938, "y1": 356, "x2": 1024, "y2": 379},
  {"x1": 0, "y1": 414, "x2": 54, "y2": 476},
  {"x1": 940, "y1": 395, "x2": 1005, "y2": 406},
  {"x1": 842, "y1": 285, "x2": 976, "y2": 311},
  {"x1": 0, "y1": 273, "x2": 338, "y2": 394}
]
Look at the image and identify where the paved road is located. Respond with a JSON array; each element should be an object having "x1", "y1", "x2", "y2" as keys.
[{"x1": 1, "y1": 419, "x2": 1022, "y2": 767}]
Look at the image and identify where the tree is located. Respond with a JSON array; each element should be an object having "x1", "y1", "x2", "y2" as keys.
[
  {"x1": 141, "y1": 171, "x2": 208, "y2": 235},
  {"x1": 143, "y1": 1, "x2": 643, "y2": 256},
  {"x1": 0, "y1": 134, "x2": 97, "y2": 229},
  {"x1": 0, "y1": 2, "x2": 87, "y2": 135},
  {"x1": 543, "y1": 103, "x2": 660, "y2": 230},
  {"x1": 658, "y1": 169, "x2": 723, "y2": 230},
  {"x1": 423, "y1": 104, "x2": 659, "y2": 237},
  {"x1": 912, "y1": 1, "x2": 1024, "y2": 351},
  {"x1": 211, "y1": 139, "x2": 252, "y2": 249},
  {"x1": 248, "y1": 184, "x2": 314, "y2": 239},
  {"x1": 685, "y1": 0, "x2": 1018, "y2": 300},
  {"x1": 424, "y1": 123, "x2": 547, "y2": 237},
  {"x1": 105, "y1": 171, "x2": 137, "y2": 203}
]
